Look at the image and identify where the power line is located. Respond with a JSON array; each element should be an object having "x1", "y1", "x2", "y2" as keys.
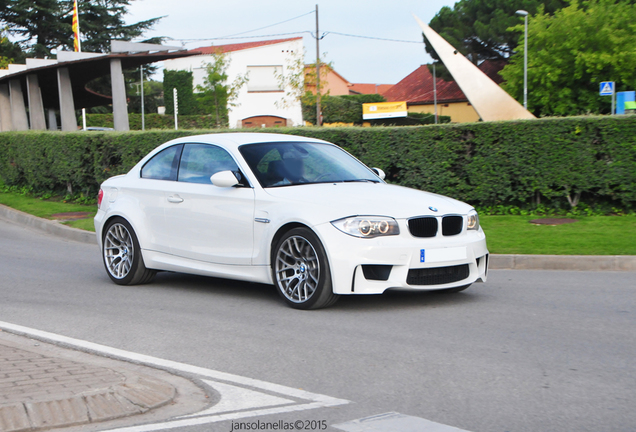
[
  {"x1": 217, "y1": 10, "x2": 315, "y2": 38},
  {"x1": 161, "y1": 10, "x2": 424, "y2": 46},
  {"x1": 168, "y1": 10, "x2": 315, "y2": 43},
  {"x1": 325, "y1": 31, "x2": 423, "y2": 44},
  {"x1": 169, "y1": 31, "x2": 312, "y2": 43},
  {"x1": 170, "y1": 30, "x2": 422, "y2": 45}
]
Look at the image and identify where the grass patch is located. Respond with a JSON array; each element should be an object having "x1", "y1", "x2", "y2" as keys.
[
  {"x1": 481, "y1": 215, "x2": 636, "y2": 255},
  {"x1": 1, "y1": 188, "x2": 634, "y2": 255},
  {"x1": 63, "y1": 218, "x2": 96, "y2": 232},
  {"x1": 0, "y1": 190, "x2": 96, "y2": 231}
]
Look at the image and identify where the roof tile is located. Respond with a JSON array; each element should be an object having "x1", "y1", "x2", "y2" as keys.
[
  {"x1": 384, "y1": 60, "x2": 506, "y2": 104},
  {"x1": 191, "y1": 37, "x2": 302, "y2": 55}
]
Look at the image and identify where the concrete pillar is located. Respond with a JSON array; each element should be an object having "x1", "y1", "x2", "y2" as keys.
[
  {"x1": 57, "y1": 67, "x2": 78, "y2": 131},
  {"x1": 48, "y1": 109, "x2": 58, "y2": 131},
  {"x1": 110, "y1": 58, "x2": 129, "y2": 131},
  {"x1": 0, "y1": 83, "x2": 12, "y2": 131},
  {"x1": 9, "y1": 80, "x2": 29, "y2": 131},
  {"x1": 26, "y1": 74, "x2": 47, "y2": 130}
]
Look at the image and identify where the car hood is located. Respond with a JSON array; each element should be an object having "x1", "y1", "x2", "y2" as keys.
[{"x1": 262, "y1": 182, "x2": 472, "y2": 220}]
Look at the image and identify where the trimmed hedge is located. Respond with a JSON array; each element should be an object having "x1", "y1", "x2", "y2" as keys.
[
  {"x1": 84, "y1": 113, "x2": 221, "y2": 130},
  {"x1": 1, "y1": 115, "x2": 635, "y2": 210}
]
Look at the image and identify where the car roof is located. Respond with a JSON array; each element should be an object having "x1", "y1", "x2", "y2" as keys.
[{"x1": 161, "y1": 132, "x2": 329, "y2": 151}]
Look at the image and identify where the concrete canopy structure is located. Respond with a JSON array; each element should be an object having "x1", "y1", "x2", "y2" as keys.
[
  {"x1": 414, "y1": 15, "x2": 535, "y2": 121},
  {"x1": 0, "y1": 42, "x2": 199, "y2": 132}
]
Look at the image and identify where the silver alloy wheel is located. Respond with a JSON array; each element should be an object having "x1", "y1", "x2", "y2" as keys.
[
  {"x1": 275, "y1": 235, "x2": 320, "y2": 303},
  {"x1": 103, "y1": 223, "x2": 134, "y2": 279}
]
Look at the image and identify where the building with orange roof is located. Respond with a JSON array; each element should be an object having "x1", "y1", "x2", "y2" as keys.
[
  {"x1": 383, "y1": 60, "x2": 506, "y2": 123},
  {"x1": 348, "y1": 83, "x2": 393, "y2": 96},
  {"x1": 163, "y1": 38, "x2": 303, "y2": 128},
  {"x1": 304, "y1": 65, "x2": 393, "y2": 97}
]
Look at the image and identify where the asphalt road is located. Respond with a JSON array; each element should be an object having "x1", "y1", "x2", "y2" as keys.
[{"x1": 1, "y1": 217, "x2": 635, "y2": 432}]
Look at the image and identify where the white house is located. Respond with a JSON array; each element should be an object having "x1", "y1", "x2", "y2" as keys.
[{"x1": 163, "y1": 38, "x2": 304, "y2": 128}]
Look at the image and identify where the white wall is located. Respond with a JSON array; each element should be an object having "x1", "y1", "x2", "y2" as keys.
[{"x1": 163, "y1": 39, "x2": 304, "y2": 128}]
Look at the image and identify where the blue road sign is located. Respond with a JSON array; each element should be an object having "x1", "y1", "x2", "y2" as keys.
[{"x1": 600, "y1": 81, "x2": 615, "y2": 96}]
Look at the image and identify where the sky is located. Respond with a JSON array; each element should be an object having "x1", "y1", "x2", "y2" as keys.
[{"x1": 124, "y1": 0, "x2": 458, "y2": 85}]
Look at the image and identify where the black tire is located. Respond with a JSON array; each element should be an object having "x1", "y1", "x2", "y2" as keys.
[
  {"x1": 102, "y1": 217, "x2": 156, "y2": 285},
  {"x1": 272, "y1": 227, "x2": 339, "y2": 310}
]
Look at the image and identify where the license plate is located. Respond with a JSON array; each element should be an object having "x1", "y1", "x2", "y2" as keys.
[{"x1": 420, "y1": 247, "x2": 467, "y2": 263}]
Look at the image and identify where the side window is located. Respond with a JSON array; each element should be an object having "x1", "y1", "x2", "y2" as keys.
[
  {"x1": 178, "y1": 144, "x2": 240, "y2": 184},
  {"x1": 141, "y1": 145, "x2": 182, "y2": 181}
]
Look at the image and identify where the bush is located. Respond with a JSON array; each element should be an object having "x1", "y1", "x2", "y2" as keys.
[
  {"x1": 1, "y1": 115, "x2": 635, "y2": 211},
  {"x1": 163, "y1": 70, "x2": 198, "y2": 115},
  {"x1": 83, "y1": 113, "x2": 224, "y2": 130}
]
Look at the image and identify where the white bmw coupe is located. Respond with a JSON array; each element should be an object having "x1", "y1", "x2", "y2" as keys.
[{"x1": 95, "y1": 133, "x2": 488, "y2": 309}]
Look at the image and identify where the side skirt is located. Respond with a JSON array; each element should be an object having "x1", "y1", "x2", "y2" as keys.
[{"x1": 142, "y1": 249, "x2": 273, "y2": 285}]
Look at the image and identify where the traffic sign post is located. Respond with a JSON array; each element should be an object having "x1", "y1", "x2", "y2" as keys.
[{"x1": 600, "y1": 81, "x2": 615, "y2": 114}]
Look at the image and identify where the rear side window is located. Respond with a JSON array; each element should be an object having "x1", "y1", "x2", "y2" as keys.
[
  {"x1": 178, "y1": 144, "x2": 239, "y2": 184},
  {"x1": 141, "y1": 145, "x2": 183, "y2": 181}
]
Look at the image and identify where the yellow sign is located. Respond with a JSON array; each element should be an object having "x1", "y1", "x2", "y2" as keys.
[{"x1": 362, "y1": 101, "x2": 407, "y2": 120}]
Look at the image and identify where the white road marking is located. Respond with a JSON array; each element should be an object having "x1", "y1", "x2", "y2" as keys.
[
  {"x1": 333, "y1": 412, "x2": 472, "y2": 432},
  {"x1": 0, "y1": 321, "x2": 349, "y2": 431},
  {"x1": 180, "y1": 380, "x2": 295, "y2": 417}
]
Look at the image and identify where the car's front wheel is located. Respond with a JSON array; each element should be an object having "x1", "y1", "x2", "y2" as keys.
[
  {"x1": 273, "y1": 228, "x2": 339, "y2": 309},
  {"x1": 102, "y1": 217, "x2": 155, "y2": 285}
]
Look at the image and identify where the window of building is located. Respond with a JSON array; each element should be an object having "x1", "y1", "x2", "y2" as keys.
[{"x1": 247, "y1": 66, "x2": 283, "y2": 92}]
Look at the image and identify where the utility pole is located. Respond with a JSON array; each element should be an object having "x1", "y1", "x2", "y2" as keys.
[
  {"x1": 315, "y1": 4, "x2": 321, "y2": 126},
  {"x1": 516, "y1": 10, "x2": 529, "y2": 110},
  {"x1": 173, "y1": 88, "x2": 178, "y2": 130},
  {"x1": 433, "y1": 63, "x2": 438, "y2": 124},
  {"x1": 140, "y1": 66, "x2": 145, "y2": 130}
]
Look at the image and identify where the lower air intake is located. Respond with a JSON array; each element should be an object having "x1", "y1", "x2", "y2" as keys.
[{"x1": 406, "y1": 264, "x2": 470, "y2": 286}]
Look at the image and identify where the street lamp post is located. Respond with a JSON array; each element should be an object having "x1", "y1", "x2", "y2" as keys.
[{"x1": 516, "y1": 10, "x2": 528, "y2": 110}]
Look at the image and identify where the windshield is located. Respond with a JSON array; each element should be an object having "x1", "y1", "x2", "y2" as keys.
[{"x1": 239, "y1": 142, "x2": 382, "y2": 188}]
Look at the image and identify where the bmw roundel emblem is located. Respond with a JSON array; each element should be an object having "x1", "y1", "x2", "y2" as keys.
[{"x1": 429, "y1": 206, "x2": 438, "y2": 212}]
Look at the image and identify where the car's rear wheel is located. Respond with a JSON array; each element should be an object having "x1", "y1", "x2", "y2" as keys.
[
  {"x1": 102, "y1": 217, "x2": 155, "y2": 285},
  {"x1": 273, "y1": 228, "x2": 339, "y2": 309}
]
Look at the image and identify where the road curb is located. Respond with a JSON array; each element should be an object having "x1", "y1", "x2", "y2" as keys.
[
  {"x1": 1, "y1": 203, "x2": 634, "y2": 272},
  {"x1": 489, "y1": 254, "x2": 636, "y2": 272},
  {"x1": 0, "y1": 330, "x2": 209, "y2": 432},
  {"x1": 0, "y1": 203, "x2": 97, "y2": 245}
]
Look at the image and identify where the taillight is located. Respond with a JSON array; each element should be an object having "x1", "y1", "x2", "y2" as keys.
[{"x1": 97, "y1": 189, "x2": 104, "y2": 207}]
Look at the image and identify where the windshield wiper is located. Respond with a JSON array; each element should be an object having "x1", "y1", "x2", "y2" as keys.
[{"x1": 342, "y1": 179, "x2": 380, "y2": 183}]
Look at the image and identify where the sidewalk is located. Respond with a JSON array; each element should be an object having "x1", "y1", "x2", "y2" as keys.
[
  {"x1": 0, "y1": 330, "x2": 209, "y2": 432},
  {"x1": 1, "y1": 203, "x2": 635, "y2": 272}
]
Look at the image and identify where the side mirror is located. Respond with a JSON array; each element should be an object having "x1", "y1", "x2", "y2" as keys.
[
  {"x1": 371, "y1": 167, "x2": 386, "y2": 180},
  {"x1": 210, "y1": 170, "x2": 239, "y2": 188}
]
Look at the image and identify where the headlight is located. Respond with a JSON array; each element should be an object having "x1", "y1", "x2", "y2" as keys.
[
  {"x1": 331, "y1": 216, "x2": 400, "y2": 238},
  {"x1": 467, "y1": 209, "x2": 480, "y2": 230}
]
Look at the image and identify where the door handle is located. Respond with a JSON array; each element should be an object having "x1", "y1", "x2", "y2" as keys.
[{"x1": 167, "y1": 195, "x2": 184, "y2": 203}]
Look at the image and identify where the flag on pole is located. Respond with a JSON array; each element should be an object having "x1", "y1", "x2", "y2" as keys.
[{"x1": 72, "y1": 0, "x2": 81, "y2": 52}]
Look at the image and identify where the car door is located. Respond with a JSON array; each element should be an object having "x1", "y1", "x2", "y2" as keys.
[
  {"x1": 130, "y1": 143, "x2": 183, "y2": 254},
  {"x1": 162, "y1": 143, "x2": 255, "y2": 265}
]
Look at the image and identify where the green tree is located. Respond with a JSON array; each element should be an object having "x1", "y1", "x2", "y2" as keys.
[
  {"x1": 1, "y1": 29, "x2": 25, "y2": 66},
  {"x1": 163, "y1": 69, "x2": 198, "y2": 116},
  {"x1": 425, "y1": 0, "x2": 568, "y2": 80},
  {"x1": 195, "y1": 51, "x2": 248, "y2": 127},
  {"x1": 0, "y1": 0, "x2": 161, "y2": 57},
  {"x1": 128, "y1": 79, "x2": 163, "y2": 115},
  {"x1": 302, "y1": 94, "x2": 386, "y2": 125},
  {"x1": 427, "y1": 0, "x2": 568, "y2": 64},
  {"x1": 500, "y1": 0, "x2": 636, "y2": 116},
  {"x1": 273, "y1": 49, "x2": 306, "y2": 110}
]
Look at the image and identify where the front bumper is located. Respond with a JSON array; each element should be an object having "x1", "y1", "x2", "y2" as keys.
[{"x1": 315, "y1": 221, "x2": 489, "y2": 295}]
